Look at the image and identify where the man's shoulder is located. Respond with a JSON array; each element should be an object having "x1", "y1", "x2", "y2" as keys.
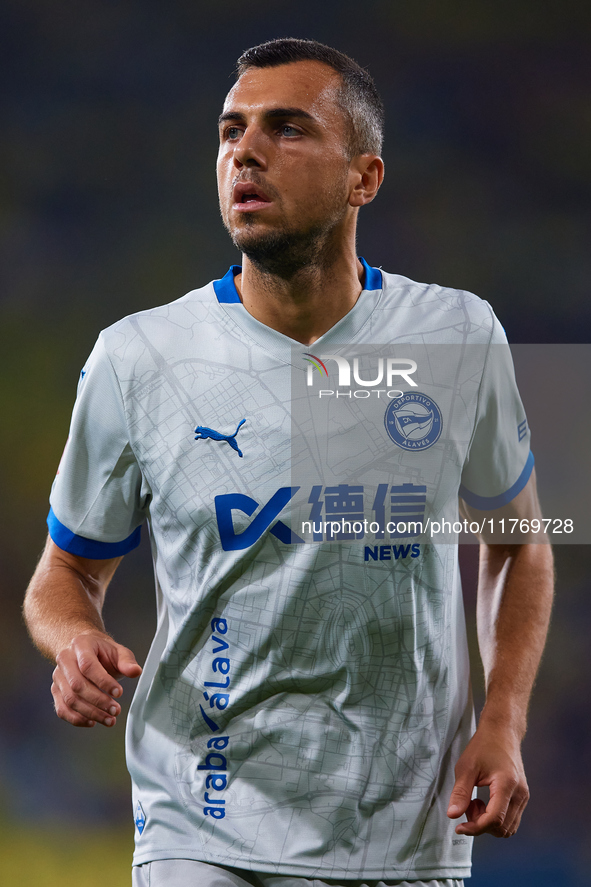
[
  {"x1": 106, "y1": 279, "x2": 215, "y2": 332},
  {"x1": 378, "y1": 268, "x2": 498, "y2": 343},
  {"x1": 98, "y1": 278, "x2": 223, "y2": 358}
]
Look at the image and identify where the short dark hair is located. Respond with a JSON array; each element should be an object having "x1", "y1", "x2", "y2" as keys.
[{"x1": 236, "y1": 38, "x2": 384, "y2": 158}]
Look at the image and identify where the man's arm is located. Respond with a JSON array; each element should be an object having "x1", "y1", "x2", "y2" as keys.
[
  {"x1": 23, "y1": 535, "x2": 142, "y2": 728},
  {"x1": 447, "y1": 471, "x2": 554, "y2": 837}
]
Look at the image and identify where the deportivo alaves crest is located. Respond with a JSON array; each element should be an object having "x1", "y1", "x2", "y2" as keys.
[{"x1": 194, "y1": 418, "x2": 246, "y2": 457}]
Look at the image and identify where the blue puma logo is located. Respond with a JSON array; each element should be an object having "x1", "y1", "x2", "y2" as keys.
[{"x1": 194, "y1": 419, "x2": 246, "y2": 457}]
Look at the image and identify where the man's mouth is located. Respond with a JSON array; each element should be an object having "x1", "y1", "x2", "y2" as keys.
[{"x1": 232, "y1": 182, "x2": 272, "y2": 211}]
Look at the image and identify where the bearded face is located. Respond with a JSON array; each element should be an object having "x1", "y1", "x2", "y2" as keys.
[{"x1": 216, "y1": 61, "x2": 354, "y2": 279}]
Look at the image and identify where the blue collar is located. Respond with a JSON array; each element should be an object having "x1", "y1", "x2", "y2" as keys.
[{"x1": 213, "y1": 257, "x2": 382, "y2": 304}]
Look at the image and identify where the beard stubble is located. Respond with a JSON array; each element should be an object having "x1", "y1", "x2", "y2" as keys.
[{"x1": 223, "y1": 170, "x2": 350, "y2": 280}]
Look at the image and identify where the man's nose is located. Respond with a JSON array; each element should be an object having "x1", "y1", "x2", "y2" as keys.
[{"x1": 233, "y1": 126, "x2": 268, "y2": 170}]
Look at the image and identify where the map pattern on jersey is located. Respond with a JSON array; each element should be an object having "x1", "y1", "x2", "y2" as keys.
[{"x1": 48, "y1": 266, "x2": 532, "y2": 880}]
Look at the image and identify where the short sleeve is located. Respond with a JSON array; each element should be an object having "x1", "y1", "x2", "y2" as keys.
[
  {"x1": 48, "y1": 334, "x2": 150, "y2": 558},
  {"x1": 459, "y1": 314, "x2": 534, "y2": 510}
]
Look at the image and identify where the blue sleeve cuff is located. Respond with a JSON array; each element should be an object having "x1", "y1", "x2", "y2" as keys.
[
  {"x1": 459, "y1": 451, "x2": 535, "y2": 510},
  {"x1": 47, "y1": 507, "x2": 142, "y2": 558}
]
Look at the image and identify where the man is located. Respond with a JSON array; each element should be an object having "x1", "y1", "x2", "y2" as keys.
[{"x1": 24, "y1": 38, "x2": 553, "y2": 887}]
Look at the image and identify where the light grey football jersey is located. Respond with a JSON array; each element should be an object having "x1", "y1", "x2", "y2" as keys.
[{"x1": 48, "y1": 260, "x2": 532, "y2": 881}]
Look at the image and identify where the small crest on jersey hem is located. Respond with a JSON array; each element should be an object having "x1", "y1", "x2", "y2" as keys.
[{"x1": 135, "y1": 801, "x2": 146, "y2": 835}]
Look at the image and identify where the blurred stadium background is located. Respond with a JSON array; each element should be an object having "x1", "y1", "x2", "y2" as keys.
[{"x1": 1, "y1": 2, "x2": 590, "y2": 885}]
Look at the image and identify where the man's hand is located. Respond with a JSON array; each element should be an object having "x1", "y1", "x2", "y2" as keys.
[
  {"x1": 447, "y1": 725, "x2": 529, "y2": 838},
  {"x1": 23, "y1": 536, "x2": 142, "y2": 728},
  {"x1": 51, "y1": 631, "x2": 142, "y2": 728}
]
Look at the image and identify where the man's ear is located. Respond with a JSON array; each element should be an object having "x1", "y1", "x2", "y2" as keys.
[{"x1": 348, "y1": 155, "x2": 384, "y2": 207}]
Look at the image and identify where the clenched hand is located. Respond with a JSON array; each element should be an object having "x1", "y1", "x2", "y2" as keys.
[
  {"x1": 447, "y1": 726, "x2": 530, "y2": 838},
  {"x1": 51, "y1": 631, "x2": 142, "y2": 728}
]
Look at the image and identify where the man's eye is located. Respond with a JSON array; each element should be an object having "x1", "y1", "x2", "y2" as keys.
[
  {"x1": 280, "y1": 125, "x2": 299, "y2": 137},
  {"x1": 226, "y1": 126, "x2": 242, "y2": 140}
]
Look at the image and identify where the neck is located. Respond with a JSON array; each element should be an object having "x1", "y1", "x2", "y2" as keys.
[{"x1": 234, "y1": 243, "x2": 364, "y2": 346}]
